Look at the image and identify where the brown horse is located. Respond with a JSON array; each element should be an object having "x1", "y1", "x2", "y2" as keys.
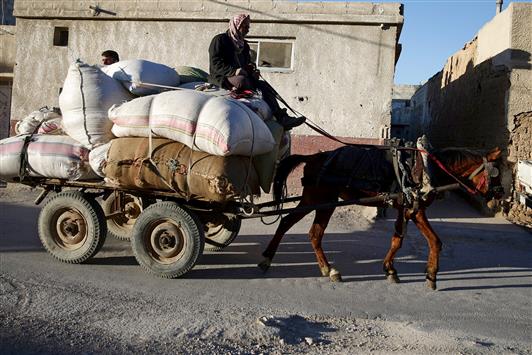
[{"x1": 258, "y1": 144, "x2": 503, "y2": 289}]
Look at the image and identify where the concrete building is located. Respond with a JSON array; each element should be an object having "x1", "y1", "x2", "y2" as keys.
[
  {"x1": 404, "y1": 3, "x2": 531, "y2": 222},
  {"x1": 3, "y1": 0, "x2": 403, "y2": 150},
  {"x1": 390, "y1": 84, "x2": 420, "y2": 141}
]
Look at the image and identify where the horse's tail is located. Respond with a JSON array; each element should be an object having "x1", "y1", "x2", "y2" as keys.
[{"x1": 273, "y1": 154, "x2": 313, "y2": 202}]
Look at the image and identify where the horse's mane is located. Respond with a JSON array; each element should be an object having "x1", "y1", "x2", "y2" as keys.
[{"x1": 432, "y1": 147, "x2": 483, "y2": 171}]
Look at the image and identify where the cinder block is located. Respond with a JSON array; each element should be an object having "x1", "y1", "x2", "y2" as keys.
[
  {"x1": 180, "y1": 0, "x2": 204, "y2": 12},
  {"x1": 346, "y1": 3, "x2": 375, "y2": 15},
  {"x1": 295, "y1": 2, "x2": 324, "y2": 14},
  {"x1": 248, "y1": 0, "x2": 273, "y2": 14},
  {"x1": 274, "y1": 1, "x2": 297, "y2": 14}
]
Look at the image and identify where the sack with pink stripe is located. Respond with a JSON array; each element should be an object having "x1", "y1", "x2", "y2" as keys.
[
  {"x1": 0, "y1": 135, "x2": 98, "y2": 181},
  {"x1": 109, "y1": 90, "x2": 275, "y2": 156}
]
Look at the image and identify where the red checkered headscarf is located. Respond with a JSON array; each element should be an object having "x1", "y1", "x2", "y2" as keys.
[{"x1": 229, "y1": 14, "x2": 250, "y2": 52}]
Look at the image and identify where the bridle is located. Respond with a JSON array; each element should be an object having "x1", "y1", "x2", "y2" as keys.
[{"x1": 465, "y1": 157, "x2": 500, "y2": 195}]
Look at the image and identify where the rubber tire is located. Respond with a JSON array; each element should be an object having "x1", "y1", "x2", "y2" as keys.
[
  {"x1": 38, "y1": 191, "x2": 107, "y2": 264},
  {"x1": 131, "y1": 201, "x2": 204, "y2": 279},
  {"x1": 101, "y1": 194, "x2": 153, "y2": 241},
  {"x1": 204, "y1": 215, "x2": 242, "y2": 251}
]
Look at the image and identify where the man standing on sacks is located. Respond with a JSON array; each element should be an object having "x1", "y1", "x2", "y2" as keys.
[{"x1": 208, "y1": 14, "x2": 306, "y2": 131}]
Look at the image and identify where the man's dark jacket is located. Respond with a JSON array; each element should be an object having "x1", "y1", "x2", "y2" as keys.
[{"x1": 208, "y1": 32, "x2": 251, "y2": 88}]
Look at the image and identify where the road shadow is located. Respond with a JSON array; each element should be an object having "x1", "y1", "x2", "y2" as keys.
[
  {"x1": 182, "y1": 216, "x2": 532, "y2": 288},
  {"x1": 2, "y1": 196, "x2": 531, "y2": 291}
]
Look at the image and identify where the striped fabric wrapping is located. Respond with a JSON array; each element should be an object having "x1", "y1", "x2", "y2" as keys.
[
  {"x1": 109, "y1": 90, "x2": 275, "y2": 156},
  {"x1": 0, "y1": 135, "x2": 98, "y2": 181}
]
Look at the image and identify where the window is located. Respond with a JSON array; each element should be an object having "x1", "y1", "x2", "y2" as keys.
[
  {"x1": 53, "y1": 27, "x2": 69, "y2": 47},
  {"x1": 248, "y1": 39, "x2": 294, "y2": 72}
]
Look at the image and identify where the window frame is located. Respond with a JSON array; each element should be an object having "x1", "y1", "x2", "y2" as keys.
[{"x1": 247, "y1": 38, "x2": 295, "y2": 73}]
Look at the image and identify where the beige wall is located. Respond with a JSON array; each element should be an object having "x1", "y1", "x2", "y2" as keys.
[
  {"x1": 0, "y1": 25, "x2": 16, "y2": 72},
  {"x1": 11, "y1": 0, "x2": 403, "y2": 139}
]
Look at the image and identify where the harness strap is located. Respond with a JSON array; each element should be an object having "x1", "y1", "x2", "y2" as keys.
[
  {"x1": 316, "y1": 149, "x2": 341, "y2": 186},
  {"x1": 468, "y1": 157, "x2": 487, "y2": 180}
]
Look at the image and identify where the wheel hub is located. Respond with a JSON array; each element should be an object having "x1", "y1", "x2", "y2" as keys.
[
  {"x1": 149, "y1": 221, "x2": 184, "y2": 261},
  {"x1": 55, "y1": 210, "x2": 87, "y2": 249},
  {"x1": 124, "y1": 201, "x2": 141, "y2": 220}
]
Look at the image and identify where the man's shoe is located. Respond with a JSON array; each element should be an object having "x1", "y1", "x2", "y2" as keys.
[{"x1": 276, "y1": 109, "x2": 306, "y2": 130}]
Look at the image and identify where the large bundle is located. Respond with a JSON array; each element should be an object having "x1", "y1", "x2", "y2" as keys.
[
  {"x1": 109, "y1": 90, "x2": 275, "y2": 156},
  {"x1": 59, "y1": 60, "x2": 133, "y2": 149},
  {"x1": 15, "y1": 107, "x2": 64, "y2": 135},
  {"x1": 102, "y1": 59, "x2": 180, "y2": 96},
  {"x1": 0, "y1": 135, "x2": 97, "y2": 181},
  {"x1": 101, "y1": 137, "x2": 259, "y2": 202}
]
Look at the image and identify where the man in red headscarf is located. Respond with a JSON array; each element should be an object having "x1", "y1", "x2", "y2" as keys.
[{"x1": 208, "y1": 14, "x2": 306, "y2": 130}]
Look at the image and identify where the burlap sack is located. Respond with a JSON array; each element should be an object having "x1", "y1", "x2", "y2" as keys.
[{"x1": 103, "y1": 137, "x2": 259, "y2": 202}]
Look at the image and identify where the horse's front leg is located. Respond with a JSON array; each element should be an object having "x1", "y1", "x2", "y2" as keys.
[
  {"x1": 309, "y1": 208, "x2": 341, "y2": 282},
  {"x1": 383, "y1": 206, "x2": 408, "y2": 284},
  {"x1": 258, "y1": 208, "x2": 310, "y2": 272},
  {"x1": 412, "y1": 209, "x2": 442, "y2": 290}
]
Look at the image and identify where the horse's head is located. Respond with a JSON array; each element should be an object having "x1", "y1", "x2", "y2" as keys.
[
  {"x1": 458, "y1": 147, "x2": 504, "y2": 200},
  {"x1": 435, "y1": 147, "x2": 504, "y2": 201}
]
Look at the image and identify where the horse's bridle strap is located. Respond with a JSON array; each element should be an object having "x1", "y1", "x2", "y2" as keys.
[{"x1": 468, "y1": 157, "x2": 487, "y2": 180}]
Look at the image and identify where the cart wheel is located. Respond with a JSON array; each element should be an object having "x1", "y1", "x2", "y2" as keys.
[
  {"x1": 102, "y1": 193, "x2": 153, "y2": 241},
  {"x1": 131, "y1": 201, "x2": 204, "y2": 278},
  {"x1": 38, "y1": 191, "x2": 107, "y2": 264},
  {"x1": 204, "y1": 215, "x2": 241, "y2": 251}
]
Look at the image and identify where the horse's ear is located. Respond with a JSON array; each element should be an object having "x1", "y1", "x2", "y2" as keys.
[{"x1": 486, "y1": 147, "x2": 502, "y2": 161}]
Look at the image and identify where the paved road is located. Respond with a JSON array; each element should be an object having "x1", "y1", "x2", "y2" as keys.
[{"x1": 1, "y1": 187, "x2": 531, "y2": 354}]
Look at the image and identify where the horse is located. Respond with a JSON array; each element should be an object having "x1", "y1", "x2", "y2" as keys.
[{"x1": 258, "y1": 143, "x2": 503, "y2": 290}]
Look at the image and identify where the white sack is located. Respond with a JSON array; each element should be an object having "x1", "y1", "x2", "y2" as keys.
[
  {"x1": 0, "y1": 134, "x2": 98, "y2": 181},
  {"x1": 15, "y1": 107, "x2": 62, "y2": 135},
  {"x1": 88, "y1": 142, "x2": 111, "y2": 178},
  {"x1": 59, "y1": 60, "x2": 133, "y2": 149},
  {"x1": 109, "y1": 95, "x2": 157, "y2": 138},
  {"x1": 109, "y1": 90, "x2": 275, "y2": 156},
  {"x1": 102, "y1": 59, "x2": 180, "y2": 96}
]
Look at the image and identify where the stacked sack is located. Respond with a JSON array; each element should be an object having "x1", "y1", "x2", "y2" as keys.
[
  {"x1": 0, "y1": 106, "x2": 97, "y2": 182},
  {"x1": 1, "y1": 59, "x2": 281, "y2": 201}
]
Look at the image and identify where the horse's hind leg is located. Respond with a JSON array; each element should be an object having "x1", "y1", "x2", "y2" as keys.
[
  {"x1": 383, "y1": 207, "x2": 408, "y2": 284},
  {"x1": 258, "y1": 209, "x2": 311, "y2": 272},
  {"x1": 412, "y1": 209, "x2": 442, "y2": 290},
  {"x1": 309, "y1": 208, "x2": 341, "y2": 282}
]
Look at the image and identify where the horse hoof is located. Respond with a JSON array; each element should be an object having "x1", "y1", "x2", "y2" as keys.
[
  {"x1": 426, "y1": 279, "x2": 437, "y2": 290},
  {"x1": 329, "y1": 268, "x2": 342, "y2": 282},
  {"x1": 258, "y1": 258, "x2": 271, "y2": 273},
  {"x1": 320, "y1": 266, "x2": 331, "y2": 277},
  {"x1": 387, "y1": 274, "x2": 400, "y2": 284}
]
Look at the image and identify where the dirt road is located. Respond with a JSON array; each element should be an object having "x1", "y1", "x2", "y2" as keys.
[{"x1": 1, "y1": 185, "x2": 531, "y2": 354}]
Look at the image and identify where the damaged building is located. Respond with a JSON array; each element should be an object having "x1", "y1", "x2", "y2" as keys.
[{"x1": 395, "y1": 3, "x2": 531, "y2": 224}]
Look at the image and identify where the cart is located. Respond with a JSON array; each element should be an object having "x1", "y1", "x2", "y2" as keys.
[{"x1": 16, "y1": 173, "x2": 461, "y2": 279}]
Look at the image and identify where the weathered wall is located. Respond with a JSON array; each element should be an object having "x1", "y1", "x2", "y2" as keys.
[
  {"x1": 11, "y1": 0, "x2": 402, "y2": 141},
  {"x1": 0, "y1": 25, "x2": 16, "y2": 72},
  {"x1": 0, "y1": 80, "x2": 12, "y2": 139},
  {"x1": 390, "y1": 84, "x2": 420, "y2": 140},
  {"x1": 414, "y1": 3, "x2": 531, "y2": 219}
]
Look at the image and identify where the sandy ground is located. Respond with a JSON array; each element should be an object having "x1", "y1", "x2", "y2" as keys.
[{"x1": 0, "y1": 184, "x2": 531, "y2": 354}]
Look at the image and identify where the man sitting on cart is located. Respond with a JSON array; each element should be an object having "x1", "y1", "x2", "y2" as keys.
[{"x1": 208, "y1": 14, "x2": 306, "y2": 131}]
